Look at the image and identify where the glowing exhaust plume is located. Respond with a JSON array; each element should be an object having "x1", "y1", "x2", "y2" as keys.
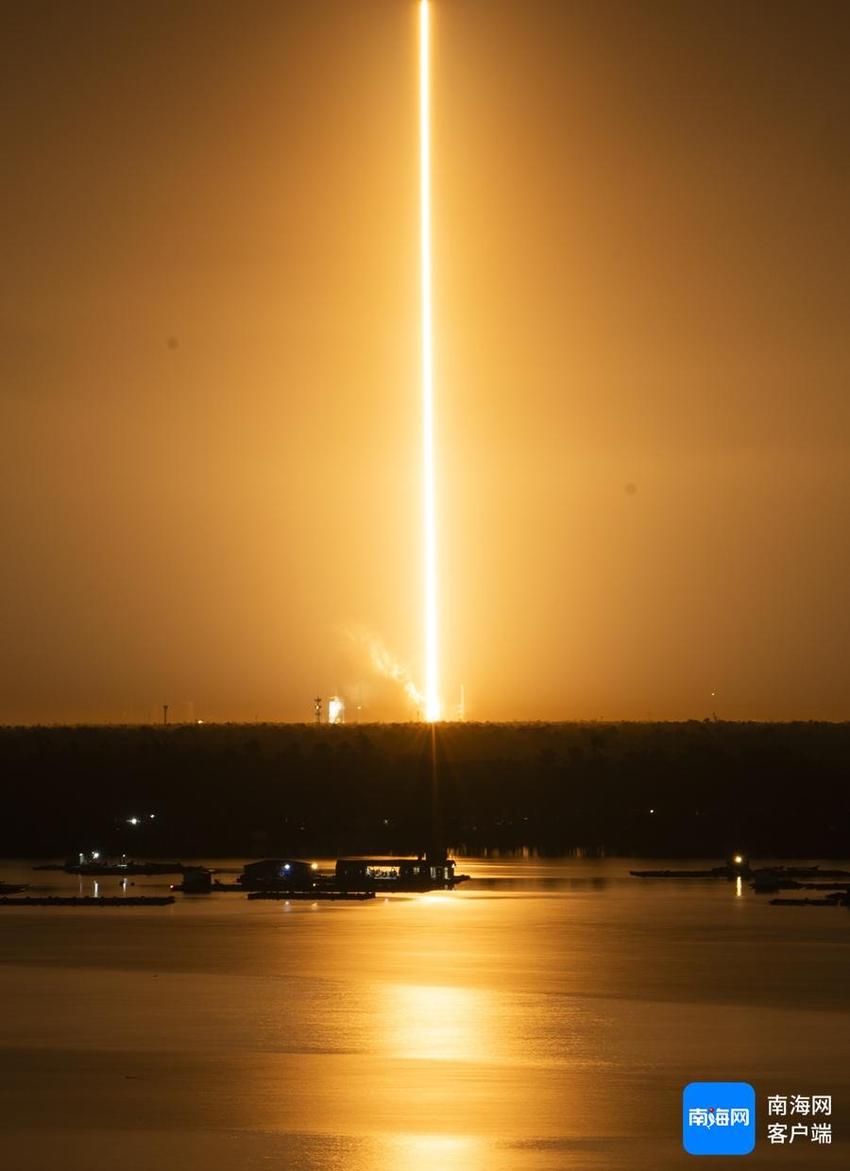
[
  {"x1": 348, "y1": 626, "x2": 424, "y2": 711},
  {"x1": 420, "y1": 0, "x2": 440, "y2": 721}
]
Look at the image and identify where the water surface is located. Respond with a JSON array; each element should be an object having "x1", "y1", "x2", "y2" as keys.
[{"x1": 1, "y1": 857, "x2": 847, "y2": 1169}]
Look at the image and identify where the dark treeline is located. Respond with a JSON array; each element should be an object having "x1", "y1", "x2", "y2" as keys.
[{"x1": 1, "y1": 721, "x2": 848, "y2": 859}]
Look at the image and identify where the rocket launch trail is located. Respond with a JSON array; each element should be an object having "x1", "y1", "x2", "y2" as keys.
[{"x1": 419, "y1": 0, "x2": 440, "y2": 721}]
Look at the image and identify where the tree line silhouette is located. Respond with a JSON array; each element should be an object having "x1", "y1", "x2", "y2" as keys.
[{"x1": 1, "y1": 720, "x2": 847, "y2": 859}]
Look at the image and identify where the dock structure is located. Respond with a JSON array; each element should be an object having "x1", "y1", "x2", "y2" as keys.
[
  {"x1": 247, "y1": 890, "x2": 375, "y2": 901},
  {"x1": 0, "y1": 895, "x2": 175, "y2": 907}
]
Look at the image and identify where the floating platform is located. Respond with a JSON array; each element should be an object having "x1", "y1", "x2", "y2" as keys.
[
  {"x1": 769, "y1": 896, "x2": 847, "y2": 907},
  {"x1": 236, "y1": 855, "x2": 469, "y2": 895},
  {"x1": 633, "y1": 862, "x2": 850, "y2": 881},
  {"x1": 795, "y1": 882, "x2": 850, "y2": 891},
  {"x1": 0, "y1": 895, "x2": 175, "y2": 907},
  {"x1": 247, "y1": 890, "x2": 375, "y2": 901},
  {"x1": 762, "y1": 866, "x2": 850, "y2": 879},
  {"x1": 33, "y1": 860, "x2": 188, "y2": 876},
  {"x1": 753, "y1": 879, "x2": 850, "y2": 893},
  {"x1": 630, "y1": 867, "x2": 740, "y2": 879},
  {"x1": 70, "y1": 862, "x2": 186, "y2": 876},
  {"x1": 171, "y1": 880, "x2": 245, "y2": 893}
]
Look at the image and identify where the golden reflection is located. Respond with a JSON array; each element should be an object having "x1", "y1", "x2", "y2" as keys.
[
  {"x1": 414, "y1": 891, "x2": 456, "y2": 906},
  {"x1": 735, "y1": 876, "x2": 742, "y2": 897},
  {"x1": 383, "y1": 983, "x2": 486, "y2": 1062},
  {"x1": 386, "y1": 1133, "x2": 484, "y2": 1169}
]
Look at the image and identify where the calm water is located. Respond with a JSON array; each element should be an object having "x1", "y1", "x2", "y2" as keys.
[{"x1": 0, "y1": 857, "x2": 847, "y2": 1170}]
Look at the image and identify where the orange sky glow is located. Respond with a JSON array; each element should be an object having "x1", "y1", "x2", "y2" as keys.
[{"x1": 2, "y1": 0, "x2": 850, "y2": 724}]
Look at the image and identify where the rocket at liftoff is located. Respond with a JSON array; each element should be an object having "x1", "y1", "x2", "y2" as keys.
[{"x1": 419, "y1": 0, "x2": 440, "y2": 721}]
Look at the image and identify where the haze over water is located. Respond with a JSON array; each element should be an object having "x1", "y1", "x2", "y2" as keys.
[{"x1": 1, "y1": 857, "x2": 847, "y2": 1169}]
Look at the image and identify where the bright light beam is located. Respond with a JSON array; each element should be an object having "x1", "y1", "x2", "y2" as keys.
[{"x1": 420, "y1": 0, "x2": 440, "y2": 721}]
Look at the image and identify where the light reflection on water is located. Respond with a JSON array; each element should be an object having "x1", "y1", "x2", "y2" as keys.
[
  {"x1": 0, "y1": 857, "x2": 848, "y2": 1171},
  {"x1": 383, "y1": 983, "x2": 486, "y2": 1061},
  {"x1": 386, "y1": 1133, "x2": 483, "y2": 1169}
]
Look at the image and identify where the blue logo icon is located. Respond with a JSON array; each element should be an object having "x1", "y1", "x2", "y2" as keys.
[{"x1": 683, "y1": 1082, "x2": 756, "y2": 1155}]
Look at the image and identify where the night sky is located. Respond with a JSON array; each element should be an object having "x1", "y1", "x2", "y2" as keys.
[{"x1": 2, "y1": 0, "x2": 849, "y2": 723}]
